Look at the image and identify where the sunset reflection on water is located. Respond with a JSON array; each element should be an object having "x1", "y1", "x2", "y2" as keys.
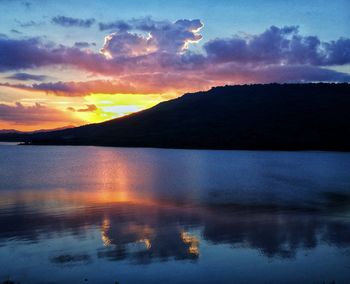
[{"x1": 0, "y1": 145, "x2": 350, "y2": 283}]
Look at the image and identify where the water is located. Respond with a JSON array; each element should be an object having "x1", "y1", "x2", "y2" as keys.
[{"x1": 0, "y1": 143, "x2": 349, "y2": 283}]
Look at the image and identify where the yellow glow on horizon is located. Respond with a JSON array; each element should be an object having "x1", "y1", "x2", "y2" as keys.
[
  {"x1": 0, "y1": 87, "x2": 178, "y2": 130},
  {"x1": 75, "y1": 93, "x2": 167, "y2": 124}
]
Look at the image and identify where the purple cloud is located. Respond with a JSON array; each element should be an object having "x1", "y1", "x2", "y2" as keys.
[
  {"x1": 0, "y1": 37, "x2": 59, "y2": 71},
  {"x1": 0, "y1": 37, "x2": 108, "y2": 73},
  {"x1": 323, "y1": 38, "x2": 350, "y2": 65},
  {"x1": 99, "y1": 20, "x2": 132, "y2": 32},
  {"x1": 0, "y1": 22, "x2": 349, "y2": 95},
  {"x1": 5, "y1": 72, "x2": 48, "y2": 81},
  {"x1": 74, "y1": 41, "x2": 91, "y2": 48},
  {"x1": 0, "y1": 102, "x2": 80, "y2": 125},
  {"x1": 206, "y1": 63, "x2": 350, "y2": 84},
  {"x1": 204, "y1": 26, "x2": 350, "y2": 66},
  {"x1": 100, "y1": 32, "x2": 155, "y2": 57},
  {"x1": 100, "y1": 18, "x2": 204, "y2": 57},
  {"x1": 52, "y1": 16, "x2": 95, "y2": 28}
]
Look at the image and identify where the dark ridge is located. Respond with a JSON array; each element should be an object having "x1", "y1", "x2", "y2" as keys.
[{"x1": 1, "y1": 83, "x2": 350, "y2": 151}]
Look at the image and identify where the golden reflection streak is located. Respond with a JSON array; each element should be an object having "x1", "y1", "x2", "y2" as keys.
[
  {"x1": 101, "y1": 217, "x2": 112, "y2": 247},
  {"x1": 181, "y1": 231, "x2": 200, "y2": 256},
  {"x1": 0, "y1": 189, "x2": 150, "y2": 206},
  {"x1": 138, "y1": 238, "x2": 152, "y2": 250},
  {"x1": 0, "y1": 145, "x2": 156, "y2": 207}
]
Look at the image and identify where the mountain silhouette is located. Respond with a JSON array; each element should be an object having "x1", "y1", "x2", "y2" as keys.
[{"x1": 1, "y1": 83, "x2": 350, "y2": 150}]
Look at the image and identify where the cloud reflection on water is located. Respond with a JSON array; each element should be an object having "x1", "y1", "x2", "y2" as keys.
[{"x1": 0, "y1": 188, "x2": 349, "y2": 263}]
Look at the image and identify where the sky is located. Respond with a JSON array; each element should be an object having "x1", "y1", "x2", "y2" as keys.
[{"x1": 0, "y1": 0, "x2": 349, "y2": 131}]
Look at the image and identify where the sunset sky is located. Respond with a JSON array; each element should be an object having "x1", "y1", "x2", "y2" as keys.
[{"x1": 0, "y1": 0, "x2": 349, "y2": 131}]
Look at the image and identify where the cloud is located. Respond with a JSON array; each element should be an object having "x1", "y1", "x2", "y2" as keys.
[
  {"x1": 146, "y1": 18, "x2": 203, "y2": 53},
  {"x1": 22, "y1": 1, "x2": 31, "y2": 9},
  {"x1": 0, "y1": 80, "x2": 153, "y2": 96},
  {"x1": 0, "y1": 37, "x2": 107, "y2": 72},
  {"x1": 31, "y1": 80, "x2": 144, "y2": 96},
  {"x1": 99, "y1": 20, "x2": 132, "y2": 32},
  {"x1": 51, "y1": 16, "x2": 95, "y2": 28},
  {"x1": 15, "y1": 20, "x2": 42, "y2": 27},
  {"x1": 0, "y1": 102, "x2": 80, "y2": 125},
  {"x1": 0, "y1": 75, "x2": 213, "y2": 96},
  {"x1": 206, "y1": 63, "x2": 350, "y2": 84},
  {"x1": 74, "y1": 41, "x2": 91, "y2": 48},
  {"x1": 100, "y1": 18, "x2": 204, "y2": 57},
  {"x1": 67, "y1": 104, "x2": 97, "y2": 112},
  {"x1": 323, "y1": 38, "x2": 350, "y2": 65},
  {"x1": 100, "y1": 32, "x2": 155, "y2": 58},
  {"x1": 0, "y1": 37, "x2": 61, "y2": 71},
  {"x1": 5, "y1": 72, "x2": 48, "y2": 81},
  {"x1": 10, "y1": 29, "x2": 22, "y2": 34},
  {"x1": 204, "y1": 25, "x2": 350, "y2": 66},
  {"x1": 0, "y1": 22, "x2": 349, "y2": 96}
]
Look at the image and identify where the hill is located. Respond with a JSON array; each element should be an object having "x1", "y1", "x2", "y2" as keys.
[{"x1": 1, "y1": 83, "x2": 350, "y2": 151}]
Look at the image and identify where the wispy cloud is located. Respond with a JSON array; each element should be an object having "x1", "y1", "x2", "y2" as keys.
[
  {"x1": 99, "y1": 20, "x2": 131, "y2": 32},
  {"x1": 74, "y1": 41, "x2": 91, "y2": 48},
  {"x1": 15, "y1": 20, "x2": 42, "y2": 27},
  {"x1": 5, "y1": 72, "x2": 49, "y2": 81},
  {"x1": 22, "y1": 1, "x2": 31, "y2": 9},
  {"x1": 52, "y1": 16, "x2": 95, "y2": 28},
  {"x1": 10, "y1": 29, "x2": 22, "y2": 34},
  {"x1": 67, "y1": 104, "x2": 97, "y2": 112}
]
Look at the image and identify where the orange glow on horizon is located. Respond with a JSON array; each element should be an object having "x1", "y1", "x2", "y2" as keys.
[{"x1": 0, "y1": 92, "x2": 171, "y2": 131}]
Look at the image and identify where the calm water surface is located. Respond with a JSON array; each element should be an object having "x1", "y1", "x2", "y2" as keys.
[{"x1": 0, "y1": 143, "x2": 350, "y2": 283}]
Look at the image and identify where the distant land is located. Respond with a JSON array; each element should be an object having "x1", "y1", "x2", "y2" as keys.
[
  {"x1": 1, "y1": 83, "x2": 350, "y2": 151},
  {"x1": 0, "y1": 125, "x2": 75, "y2": 134}
]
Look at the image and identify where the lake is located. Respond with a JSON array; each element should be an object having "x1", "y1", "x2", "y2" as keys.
[{"x1": 0, "y1": 143, "x2": 349, "y2": 284}]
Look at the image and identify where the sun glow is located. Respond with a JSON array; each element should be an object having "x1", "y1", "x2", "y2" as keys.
[{"x1": 75, "y1": 93, "x2": 166, "y2": 123}]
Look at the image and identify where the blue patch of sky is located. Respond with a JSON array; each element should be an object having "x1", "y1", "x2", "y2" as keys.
[{"x1": 0, "y1": 0, "x2": 349, "y2": 48}]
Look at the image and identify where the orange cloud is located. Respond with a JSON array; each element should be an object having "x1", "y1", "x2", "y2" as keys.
[
  {"x1": 0, "y1": 102, "x2": 82, "y2": 131},
  {"x1": 0, "y1": 75, "x2": 214, "y2": 97}
]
